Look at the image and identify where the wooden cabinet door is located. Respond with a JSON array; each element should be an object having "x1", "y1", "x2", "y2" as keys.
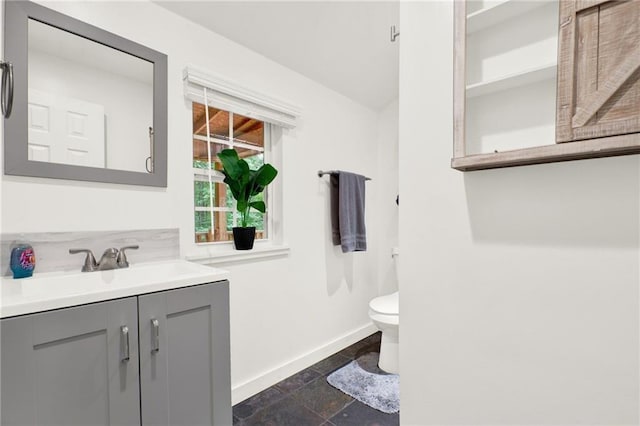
[
  {"x1": 138, "y1": 281, "x2": 231, "y2": 426},
  {"x1": 1, "y1": 298, "x2": 141, "y2": 426},
  {"x1": 557, "y1": 0, "x2": 640, "y2": 143}
]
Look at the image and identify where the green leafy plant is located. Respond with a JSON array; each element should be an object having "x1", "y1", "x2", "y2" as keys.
[{"x1": 217, "y1": 148, "x2": 278, "y2": 228}]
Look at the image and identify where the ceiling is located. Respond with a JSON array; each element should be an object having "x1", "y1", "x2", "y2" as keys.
[{"x1": 156, "y1": 1, "x2": 399, "y2": 111}]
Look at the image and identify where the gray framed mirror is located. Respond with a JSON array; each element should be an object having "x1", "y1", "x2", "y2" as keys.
[{"x1": 3, "y1": 1, "x2": 167, "y2": 187}]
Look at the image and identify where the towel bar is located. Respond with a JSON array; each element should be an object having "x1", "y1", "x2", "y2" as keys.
[{"x1": 317, "y1": 170, "x2": 371, "y2": 181}]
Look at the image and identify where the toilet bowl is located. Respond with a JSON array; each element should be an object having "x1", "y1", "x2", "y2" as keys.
[
  {"x1": 368, "y1": 247, "x2": 399, "y2": 374},
  {"x1": 369, "y1": 291, "x2": 399, "y2": 374}
]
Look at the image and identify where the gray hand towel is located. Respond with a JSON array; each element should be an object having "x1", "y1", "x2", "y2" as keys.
[
  {"x1": 330, "y1": 171, "x2": 367, "y2": 253},
  {"x1": 330, "y1": 174, "x2": 341, "y2": 246}
]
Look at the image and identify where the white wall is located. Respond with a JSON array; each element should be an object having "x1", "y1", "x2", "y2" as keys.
[
  {"x1": 399, "y1": 1, "x2": 639, "y2": 425},
  {"x1": 0, "y1": 0, "x2": 4, "y2": 242},
  {"x1": 376, "y1": 99, "x2": 399, "y2": 295},
  {"x1": 0, "y1": 0, "x2": 396, "y2": 403}
]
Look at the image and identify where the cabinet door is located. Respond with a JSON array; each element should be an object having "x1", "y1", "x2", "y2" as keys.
[
  {"x1": 557, "y1": 0, "x2": 640, "y2": 142},
  {"x1": 1, "y1": 298, "x2": 140, "y2": 426},
  {"x1": 138, "y1": 281, "x2": 231, "y2": 426}
]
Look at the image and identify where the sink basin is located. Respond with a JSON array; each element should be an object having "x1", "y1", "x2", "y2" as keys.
[{"x1": 1, "y1": 260, "x2": 229, "y2": 318}]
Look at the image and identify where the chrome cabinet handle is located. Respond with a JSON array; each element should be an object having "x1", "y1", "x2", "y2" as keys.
[
  {"x1": 151, "y1": 319, "x2": 160, "y2": 353},
  {"x1": 120, "y1": 326, "x2": 130, "y2": 362},
  {"x1": 0, "y1": 61, "x2": 13, "y2": 118},
  {"x1": 145, "y1": 127, "x2": 154, "y2": 173}
]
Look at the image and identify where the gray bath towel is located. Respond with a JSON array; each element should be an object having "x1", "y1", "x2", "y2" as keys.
[
  {"x1": 330, "y1": 171, "x2": 367, "y2": 253},
  {"x1": 330, "y1": 174, "x2": 341, "y2": 246}
]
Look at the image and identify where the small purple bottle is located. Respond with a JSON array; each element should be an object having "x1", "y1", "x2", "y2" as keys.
[{"x1": 10, "y1": 243, "x2": 36, "y2": 279}]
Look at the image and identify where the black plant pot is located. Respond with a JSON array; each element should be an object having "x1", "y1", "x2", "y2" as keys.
[{"x1": 232, "y1": 227, "x2": 256, "y2": 250}]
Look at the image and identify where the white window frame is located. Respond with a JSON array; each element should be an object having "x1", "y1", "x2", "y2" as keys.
[{"x1": 184, "y1": 66, "x2": 298, "y2": 261}]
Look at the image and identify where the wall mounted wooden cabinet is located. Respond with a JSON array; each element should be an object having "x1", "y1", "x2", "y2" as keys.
[
  {"x1": 452, "y1": 0, "x2": 640, "y2": 171},
  {"x1": 557, "y1": 0, "x2": 640, "y2": 142}
]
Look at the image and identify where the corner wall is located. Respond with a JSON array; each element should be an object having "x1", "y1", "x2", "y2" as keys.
[
  {"x1": 399, "y1": 1, "x2": 639, "y2": 424},
  {"x1": 376, "y1": 99, "x2": 399, "y2": 295},
  {"x1": 0, "y1": 0, "x2": 394, "y2": 403}
]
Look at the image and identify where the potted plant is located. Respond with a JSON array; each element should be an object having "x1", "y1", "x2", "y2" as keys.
[{"x1": 217, "y1": 148, "x2": 278, "y2": 250}]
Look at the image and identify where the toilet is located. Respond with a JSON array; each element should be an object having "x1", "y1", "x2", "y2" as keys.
[{"x1": 368, "y1": 248, "x2": 399, "y2": 374}]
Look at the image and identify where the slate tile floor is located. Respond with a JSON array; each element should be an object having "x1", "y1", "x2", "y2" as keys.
[{"x1": 233, "y1": 332, "x2": 399, "y2": 426}]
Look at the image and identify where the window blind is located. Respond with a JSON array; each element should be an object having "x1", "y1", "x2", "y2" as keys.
[{"x1": 184, "y1": 66, "x2": 300, "y2": 129}]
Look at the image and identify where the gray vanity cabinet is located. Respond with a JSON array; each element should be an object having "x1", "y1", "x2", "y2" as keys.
[
  {"x1": 0, "y1": 297, "x2": 141, "y2": 426},
  {"x1": 138, "y1": 283, "x2": 232, "y2": 426},
  {"x1": 1, "y1": 281, "x2": 231, "y2": 426}
]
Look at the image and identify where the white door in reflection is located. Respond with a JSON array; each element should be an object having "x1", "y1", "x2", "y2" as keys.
[{"x1": 28, "y1": 89, "x2": 105, "y2": 167}]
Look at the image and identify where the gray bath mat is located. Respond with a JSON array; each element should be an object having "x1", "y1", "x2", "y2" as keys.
[{"x1": 326, "y1": 360, "x2": 399, "y2": 413}]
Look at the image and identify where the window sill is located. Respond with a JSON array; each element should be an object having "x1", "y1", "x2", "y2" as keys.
[{"x1": 185, "y1": 244, "x2": 290, "y2": 266}]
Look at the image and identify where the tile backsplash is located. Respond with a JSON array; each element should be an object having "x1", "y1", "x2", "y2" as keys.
[{"x1": 0, "y1": 229, "x2": 179, "y2": 276}]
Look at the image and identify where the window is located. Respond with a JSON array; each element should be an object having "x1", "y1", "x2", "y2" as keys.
[
  {"x1": 192, "y1": 103, "x2": 271, "y2": 244},
  {"x1": 183, "y1": 67, "x2": 300, "y2": 251}
]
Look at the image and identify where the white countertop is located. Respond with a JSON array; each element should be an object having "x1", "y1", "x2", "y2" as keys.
[{"x1": 1, "y1": 260, "x2": 229, "y2": 318}]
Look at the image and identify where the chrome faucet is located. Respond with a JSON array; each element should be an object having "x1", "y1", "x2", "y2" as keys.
[
  {"x1": 116, "y1": 246, "x2": 139, "y2": 268},
  {"x1": 69, "y1": 245, "x2": 139, "y2": 272},
  {"x1": 97, "y1": 248, "x2": 119, "y2": 270},
  {"x1": 68, "y1": 248, "x2": 98, "y2": 272}
]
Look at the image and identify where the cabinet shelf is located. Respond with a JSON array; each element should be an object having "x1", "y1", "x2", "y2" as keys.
[
  {"x1": 451, "y1": 134, "x2": 640, "y2": 171},
  {"x1": 467, "y1": 0, "x2": 551, "y2": 33},
  {"x1": 466, "y1": 63, "x2": 557, "y2": 98}
]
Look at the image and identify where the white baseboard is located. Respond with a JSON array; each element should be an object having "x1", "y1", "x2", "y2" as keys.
[{"x1": 231, "y1": 322, "x2": 377, "y2": 404}]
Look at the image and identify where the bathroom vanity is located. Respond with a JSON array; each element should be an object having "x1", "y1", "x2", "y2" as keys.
[{"x1": 0, "y1": 260, "x2": 232, "y2": 426}]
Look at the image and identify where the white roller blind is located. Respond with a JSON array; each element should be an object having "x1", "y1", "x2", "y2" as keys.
[{"x1": 184, "y1": 66, "x2": 300, "y2": 129}]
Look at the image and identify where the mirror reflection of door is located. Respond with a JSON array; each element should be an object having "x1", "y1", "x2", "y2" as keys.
[
  {"x1": 27, "y1": 19, "x2": 153, "y2": 173},
  {"x1": 28, "y1": 89, "x2": 105, "y2": 167}
]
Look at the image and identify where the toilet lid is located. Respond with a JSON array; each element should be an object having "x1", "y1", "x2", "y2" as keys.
[{"x1": 369, "y1": 292, "x2": 399, "y2": 315}]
